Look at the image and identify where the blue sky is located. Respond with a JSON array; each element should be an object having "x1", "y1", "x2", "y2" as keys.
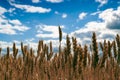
[{"x1": 0, "y1": 0, "x2": 120, "y2": 50}]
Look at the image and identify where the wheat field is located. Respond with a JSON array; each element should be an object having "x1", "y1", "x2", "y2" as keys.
[{"x1": 0, "y1": 27, "x2": 120, "y2": 80}]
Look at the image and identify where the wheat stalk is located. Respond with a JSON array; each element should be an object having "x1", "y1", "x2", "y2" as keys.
[
  {"x1": 92, "y1": 32, "x2": 99, "y2": 69},
  {"x1": 58, "y1": 26, "x2": 62, "y2": 53}
]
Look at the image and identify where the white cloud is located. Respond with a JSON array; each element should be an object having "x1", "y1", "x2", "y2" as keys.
[
  {"x1": 0, "y1": 27, "x2": 16, "y2": 35},
  {"x1": 0, "y1": 40, "x2": 21, "y2": 53},
  {"x1": 25, "y1": 38, "x2": 35, "y2": 42},
  {"x1": 0, "y1": 41, "x2": 13, "y2": 49},
  {"x1": 70, "y1": 21, "x2": 118, "y2": 45},
  {"x1": 8, "y1": 8, "x2": 16, "y2": 13},
  {"x1": 62, "y1": 13, "x2": 67, "y2": 18},
  {"x1": 9, "y1": 2, "x2": 51, "y2": 13},
  {"x1": 0, "y1": 6, "x2": 30, "y2": 35},
  {"x1": 91, "y1": 11, "x2": 101, "y2": 16},
  {"x1": 54, "y1": 11, "x2": 67, "y2": 18},
  {"x1": 32, "y1": 0, "x2": 40, "y2": 3},
  {"x1": 0, "y1": 21, "x2": 30, "y2": 35},
  {"x1": 78, "y1": 12, "x2": 87, "y2": 20},
  {"x1": 99, "y1": 7, "x2": 120, "y2": 29},
  {"x1": 96, "y1": 0, "x2": 108, "y2": 7},
  {"x1": 12, "y1": 25, "x2": 30, "y2": 32},
  {"x1": 0, "y1": 6, "x2": 7, "y2": 15},
  {"x1": 46, "y1": 0, "x2": 63, "y2": 3},
  {"x1": 0, "y1": 6, "x2": 7, "y2": 18},
  {"x1": 55, "y1": 11, "x2": 59, "y2": 14},
  {"x1": 9, "y1": 19, "x2": 22, "y2": 25},
  {"x1": 71, "y1": 6, "x2": 120, "y2": 45},
  {"x1": 36, "y1": 24, "x2": 67, "y2": 39},
  {"x1": 44, "y1": 39, "x2": 66, "y2": 49}
]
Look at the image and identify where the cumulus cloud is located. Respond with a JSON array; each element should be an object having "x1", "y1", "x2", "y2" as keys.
[
  {"x1": 99, "y1": 7, "x2": 120, "y2": 29},
  {"x1": 62, "y1": 13, "x2": 67, "y2": 18},
  {"x1": 95, "y1": 0, "x2": 108, "y2": 7},
  {"x1": 0, "y1": 19, "x2": 30, "y2": 35},
  {"x1": 32, "y1": 0, "x2": 40, "y2": 3},
  {"x1": 78, "y1": 12, "x2": 87, "y2": 20},
  {"x1": 0, "y1": 6, "x2": 30, "y2": 35},
  {"x1": 46, "y1": 0, "x2": 63, "y2": 3},
  {"x1": 0, "y1": 6, "x2": 7, "y2": 15},
  {"x1": 0, "y1": 6, "x2": 7, "y2": 18},
  {"x1": 36, "y1": 24, "x2": 67, "y2": 39},
  {"x1": 9, "y1": 19, "x2": 22, "y2": 25},
  {"x1": 71, "y1": 6, "x2": 120, "y2": 45},
  {"x1": 9, "y1": 2, "x2": 51, "y2": 13},
  {"x1": 70, "y1": 22, "x2": 117, "y2": 45}
]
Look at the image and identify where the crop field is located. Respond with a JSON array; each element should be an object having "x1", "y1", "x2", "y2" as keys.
[{"x1": 0, "y1": 27, "x2": 120, "y2": 80}]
